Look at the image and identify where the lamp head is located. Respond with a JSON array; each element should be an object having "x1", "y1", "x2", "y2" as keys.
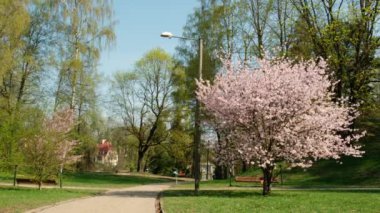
[{"x1": 160, "y1": 32, "x2": 173, "y2": 38}]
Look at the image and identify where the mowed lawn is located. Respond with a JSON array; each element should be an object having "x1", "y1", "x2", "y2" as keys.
[
  {"x1": 0, "y1": 187, "x2": 100, "y2": 213},
  {"x1": 0, "y1": 171, "x2": 172, "y2": 189},
  {"x1": 160, "y1": 114, "x2": 380, "y2": 212},
  {"x1": 0, "y1": 172, "x2": 173, "y2": 212},
  {"x1": 162, "y1": 189, "x2": 380, "y2": 213},
  {"x1": 61, "y1": 172, "x2": 172, "y2": 188}
]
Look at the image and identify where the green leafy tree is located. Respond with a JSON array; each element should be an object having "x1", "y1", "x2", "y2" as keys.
[
  {"x1": 48, "y1": 0, "x2": 115, "y2": 170},
  {"x1": 0, "y1": 0, "x2": 29, "y2": 82},
  {"x1": 51, "y1": 0, "x2": 115, "y2": 111},
  {"x1": 0, "y1": 0, "x2": 30, "y2": 167},
  {"x1": 110, "y1": 48, "x2": 175, "y2": 172},
  {"x1": 289, "y1": 0, "x2": 380, "y2": 108}
]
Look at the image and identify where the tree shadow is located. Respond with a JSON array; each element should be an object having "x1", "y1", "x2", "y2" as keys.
[
  {"x1": 64, "y1": 172, "x2": 171, "y2": 185},
  {"x1": 163, "y1": 189, "x2": 263, "y2": 198},
  {"x1": 105, "y1": 190, "x2": 159, "y2": 198},
  {"x1": 163, "y1": 188, "x2": 380, "y2": 199}
]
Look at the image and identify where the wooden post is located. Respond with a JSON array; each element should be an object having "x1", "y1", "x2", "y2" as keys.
[
  {"x1": 206, "y1": 146, "x2": 209, "y2": 180},
  {"x1": 59, "y1": 169, "x2": 63, "y2": 188},
  {"x1": 13, "y1": 165, "x2": 18, "y2": 187}
]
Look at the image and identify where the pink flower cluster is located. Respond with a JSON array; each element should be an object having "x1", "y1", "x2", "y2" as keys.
[
  {"x1": 44, "y1": 108, "x2": 75, "y2": 134},
  {"x1": 197, "y1": 58, "x2": 365, "y2": 168},
  {"x1": 45, "y1": 108, "x2": 79, "y2": 165}
]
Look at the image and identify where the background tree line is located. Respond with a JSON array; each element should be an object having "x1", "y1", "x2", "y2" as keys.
[
  {"x1": 179, "y1": 0, "x2": 380, "y2": 107},
  {"x1": 0, "y1": 0, "x2": 192, "y2": 178},
  {"x1": 176, "y1": 0, "x2": 380, "y2": 178},
  {"x1": 0, "y1": 0, "x2": 379, "y2": 181},
  {"x1": 0, "y1": 0, "x2": 115, "y2": 180}
]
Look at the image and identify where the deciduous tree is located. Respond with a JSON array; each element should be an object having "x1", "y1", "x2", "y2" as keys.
[
  {"x1": 21, "y1": 108, "x2": 78, "y2": 189},
  {"x1": 197, "y1": 57, "x2": 365, "y2": 195},
  {"x1": 110, "y1": 48, "x2": 174, "y2": 172}
]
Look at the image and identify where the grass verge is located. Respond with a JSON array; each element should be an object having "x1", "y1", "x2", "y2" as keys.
[
  {"x1": 162, "y1": 189, "x2": 380, "y2": 213},
  {"x1": 0, "y1": 171, "x2": 172, "y2": 189},
  {"x1": 0, "y1": 186, "x2": 101, "y2": 213},
  {"x1": 0, "y1": 172, "x2": 172, "y2": 212}
]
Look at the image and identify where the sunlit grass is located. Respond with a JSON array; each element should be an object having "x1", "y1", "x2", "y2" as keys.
[
  {"x1": 163, "y1": 189, "x2": 380, "y2": 213},
  {"x1": 0, "y1": 172, "x2": 172, "y2": 212},
  {"x1": 0, "y1": 171, "x2": 172, "y2": 189},
  {"x1": 0, "y1": 186, "x2": 100, "y2": 213}
]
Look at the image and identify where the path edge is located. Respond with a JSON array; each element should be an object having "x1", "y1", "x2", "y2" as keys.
[{"x1": 155, "y1": 191, "x2": 164, "y2": 213}]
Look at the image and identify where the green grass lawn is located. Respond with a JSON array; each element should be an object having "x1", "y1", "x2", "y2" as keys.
[
  {"x1": 162, "y1": 112, "x2": 380, "y2": 212},
  {"x1": 0, "y1": 171, "x2": 172, "y2": 212},
  {"x1": 162, "y1": 189, "x2": 380, "y2": 213},
  {"x1": 61, "y1": 172, "x2": 172, "y2": 188},
  {"x1": 0, "y1": 171, "x2": 172, "y2": 189},
  {"x1": 0, "y1": 186, "x2": 101, "y2": 213}
]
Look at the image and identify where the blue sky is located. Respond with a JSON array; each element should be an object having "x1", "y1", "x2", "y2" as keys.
[{"x1": 99, "y1": 0, "x2": 199, "y2": 77}]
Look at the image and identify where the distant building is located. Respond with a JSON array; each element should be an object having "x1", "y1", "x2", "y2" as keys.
[
  {"x1": 97, "y1": 139, "x2": 118, "y2": 166},
  {"x1": 201, "y1": 162, "x2": 215, "y2": 180}
]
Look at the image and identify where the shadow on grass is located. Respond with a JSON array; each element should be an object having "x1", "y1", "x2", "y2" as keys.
[
  {"x1": 163, "y1": 188, "x2": 380, "y2": 199},
  {"x1": 63, "y1": 172, "x2": 171, "y2": 185},
  {"x1": 229, "y1": 183, "x2": 262, "y2": 188},
  {"x1": 106, "y1": 190, "x2": 159, "y2": 198},
  {"x1": 164, "y1": 190, "x2": 262, "y2": 198}
]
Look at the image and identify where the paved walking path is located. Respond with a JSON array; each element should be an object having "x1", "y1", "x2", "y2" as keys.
[{"x1": 26, "y1": 183, "x2": 171, "y2": 213}]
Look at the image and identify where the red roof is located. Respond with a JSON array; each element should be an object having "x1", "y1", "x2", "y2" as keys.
[{"x1": 98, "y1": 139, "x2": 112, "y2": 155}]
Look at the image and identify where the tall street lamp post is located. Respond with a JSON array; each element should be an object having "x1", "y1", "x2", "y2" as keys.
[{"x1": 160, "y1": 32, "x2": 203, "y2": 193}]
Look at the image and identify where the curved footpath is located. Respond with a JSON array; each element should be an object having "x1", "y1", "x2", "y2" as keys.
[{"x1": 26, "y1": 183, "x2": 171, "y2": 213}]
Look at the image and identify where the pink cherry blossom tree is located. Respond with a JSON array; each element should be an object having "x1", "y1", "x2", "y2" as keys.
[
  {"x1": 196, "y1": 58, "x2": 365, "y2": 195},
  {"x1": 45, "y1": 108, "x2": 80, "y2": 188},
  {"x1": 22, "y1": 108, "x2": 79, "y2": 189}
]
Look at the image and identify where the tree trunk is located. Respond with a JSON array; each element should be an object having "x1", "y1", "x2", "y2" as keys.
[
  {"x1": 213, "y1": 165, "x2": 223, "y2": 179},
  {"x1": 229, "y1": 166, "x2": 232, "y2": 187},
  {"x1": 77, "y1": 99, "x2": 82, "y2": 134},
  {"x1": 223, "y1": 166, "x2": 228, "y2": 179},
  {"x1": 143, "y1": 155, "x2": 149, "y2": 172},
  {"x1": 59, "y1": 167, "x2": 63, "y2": 189},
  {"x1": 262, "y1": 166, "x2": 274, "y2": 196},
  {"x1": 116, "y1": 149, "x2": 126, "y2": 171},
  {"x1": 16, "y1": 62, "x2": 29, "y2": 107},
  {"x1": 13, "y1": 165, "x2": 17, "y2": 187},
  {"x1": 136, "y1": 151, "x2": 144, "y2": 172},
  {"x1": 242, "y1": 160, "x2": 247, "y2": 172},
  {"x1": 54, "y1": 70, "x2": 64, "y2": 111}
]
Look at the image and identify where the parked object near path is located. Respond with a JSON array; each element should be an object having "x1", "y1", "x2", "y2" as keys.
[
  {"x1": 235, "y1": 176, "x2": 278, "y2": 184},
  {"x1": 16, "y1": 178, "x2": 57, "y2": 186}
]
